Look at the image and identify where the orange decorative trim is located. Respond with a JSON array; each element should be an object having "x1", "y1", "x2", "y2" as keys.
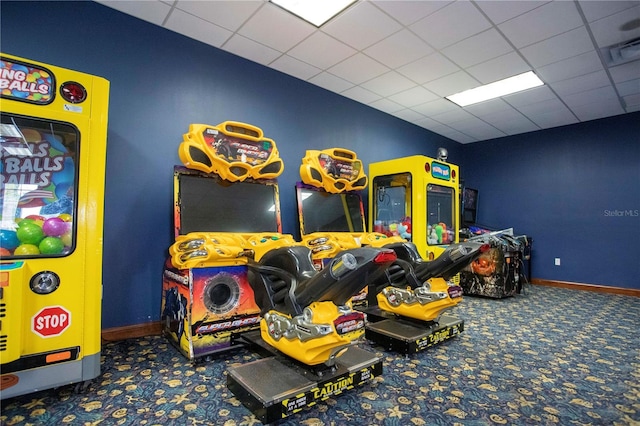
[
  {"x1": 532, "y1": 279, "x2": 640, "y2": 297},
  {"x1": 102, "y1": 321, "x2": 162, "y2": 342}
]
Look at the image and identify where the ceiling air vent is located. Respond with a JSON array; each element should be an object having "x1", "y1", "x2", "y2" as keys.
[{"x1": 604, "y1": 37, "x2": 640, "y2": 67}]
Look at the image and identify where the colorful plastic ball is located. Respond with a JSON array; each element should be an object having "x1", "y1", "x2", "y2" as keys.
[
  {"x1": 61, "y1": 230, "x2": 73, "y2": 247},
  {"x1": 17, "y1": 218, "x2": 36, "y2": 227},
  {"x1": 43, "y1": 217, "x2": 67, "y2": 237},
  {"x1": 16, "y1": 223, "x2": 45, "y2": 245},
  {"x1": 58, "y1": 214, "x2": 72, "y2": 222},
  {"x1": 39, "y1": 237, "x2": 65, "y2": 254},
  {"x1": 14, "y1": 244, "x2": 40, "y2": 255},
  {"x1": 25, "y1": 214, "x2": 45, "y2": 226},
  {"x1": 0, "y1": 247, "x2": 11, "y2": 257},
  {"x1": 0, "y1": 229, "x2": 20, "y2": 250}
]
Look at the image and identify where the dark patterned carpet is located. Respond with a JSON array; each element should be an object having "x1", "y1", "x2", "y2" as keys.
[{"x1": 2, "y1": 284, "x2": 639, "y2": 425}]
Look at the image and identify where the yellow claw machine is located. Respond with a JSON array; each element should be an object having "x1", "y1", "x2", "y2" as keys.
[
  {"x1": 368, "y1": 151, "x2": 460, "y2": 262},
  {"x1": 0, "y1": 54, "x2": 109, "y2": 398}
]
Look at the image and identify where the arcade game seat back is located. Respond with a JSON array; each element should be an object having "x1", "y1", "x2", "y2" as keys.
[{"x1": 0, "y1": 54, "x2": 109, "y2": 398}]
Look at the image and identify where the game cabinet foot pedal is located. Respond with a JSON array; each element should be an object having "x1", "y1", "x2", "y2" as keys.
[
  {"x1": 365, "y1": 314, "x2": 463, "y2": 354},
  {"x1": 227, "y1": 336, "x2": 382, "y2": 424}
]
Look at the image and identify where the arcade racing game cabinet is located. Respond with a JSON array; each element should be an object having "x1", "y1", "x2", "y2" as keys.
[
  {"x1": 162, "y1": 124, "x2": 391, "y2": 423},
  {"x1": 458, "y1": 187, "x2": 533, "y2": 298},
  {"x1": 0, "y1": 54, "x2": 109, "y2": 398},
  {"x1": 296, "y1": 149, "x2": 485, "y2": 354},
  {"x1": 162, "y1": 122, "x2": 285, "y2": 361},
  {"x1": 296, "y1": 147, "x2": 400, "y2": 308},
  {"x1": 365, "y1": 152, "x2": 487, "y2": 353}
]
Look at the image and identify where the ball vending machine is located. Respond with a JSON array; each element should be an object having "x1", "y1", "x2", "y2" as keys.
[{"x1": 0, "y1": 54, "x2": 109, "y2": 398}]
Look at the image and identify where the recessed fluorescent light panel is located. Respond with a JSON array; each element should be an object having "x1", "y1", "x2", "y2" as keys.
[
  {"x1": 270, "y1": 0, "x2": 357, "y2": 27},
  {"x1": 446, "y1": 71, "x2": 544, "y2": 107}
]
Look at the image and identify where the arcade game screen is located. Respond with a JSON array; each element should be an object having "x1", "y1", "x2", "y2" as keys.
[
  {"x1": 462, "y1": 187, "x2": 479, "y2": 224},
  {"x1": 177, "y1": 170, "x2": 280, "y2": 235},
  {"x1": 296, "y1": 184, "x2": 365, "y2": 234}
]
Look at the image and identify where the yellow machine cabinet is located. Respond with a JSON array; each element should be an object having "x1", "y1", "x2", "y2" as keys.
[
  {"x1": 368, "y1": 155, "x2": 460, "y2": 261},
  {"x1": 0, "y1": 54, "x2": 109, "y2": 398},
  {"x1": 162, "y1": 121, "x2": 287, "y2": 361}
]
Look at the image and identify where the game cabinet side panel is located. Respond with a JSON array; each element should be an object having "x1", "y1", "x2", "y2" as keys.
[{"x1": 189, "y1": 265, "x2": 260, "y2": 358}]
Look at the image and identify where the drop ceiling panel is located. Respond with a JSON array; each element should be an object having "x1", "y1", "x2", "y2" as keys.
[
  {"x1": 341, "y1": 86, "x2": 382, "y2": 104},
  {"x1": 504, "y1": 86, "x2": 558, "y2": 108},
  {"x1": 551, "y1": 70, "x2": 612, "y2": 97},
  {"x1": 571, "y1": 99, "x2": 626, "y2": 121},
  {"x1": 322, "y1": 1, "x2": 402, "y2": 50},
  {"x1": 327, "y1": 53, "x2": 389, "y2": 85},
  {"x1": 536, "y1": 51, "x2": 604, "y2": 83},
  {"x1": 527, "y1": 107, "x2": 579, "y2": 128},
  {"x1": 360, "y1": 71, "x2": 417, "y2": 98},
  {"x1": 97, "y1": 0, "x2": 638, "y2": 144},
  {"x1": 623, "y1": 93, "x2": 640, "y2": 109},
  {"x1": 372, "y1": 0, "x2": 452, "y2": 26},
  {"x1": 588, "y1": 4, "x2": 640, "y2": 48},
  {"x1": 476, "y1": 1, "x2": 549, "y2": 25},
  {"x1": 609, "y1": 61, "x2": 640, "y2": 84},
  {"x1": 369, "y1": 98, "x2": 405, "y2": 114},
  {"x1": 287, "y1": 32, "x2": 356, "y2": 70},
  {"x1": 98, "y1": 0, "x2": 172, "y2": 26},
  {"x1": 616, "y1": 78, "x2": 640, "y2": 97},
  {"x1": 497, "y1": 1, "x2": 583, "y2": 48},
  {"x1": 448, "y1": 117, "x2": 507, "y2": 140},
  {"x1": 479, "y1": 108, "x2": 540, "y2": 135},
  {"x1": 520, "y1": 26, "x2": 595, "y2": 67},
  {"x1": 387, "y1": 86, "x2": 439, "y2": 107},
  {"x1": 464, "y1": 99, "x2": 514, "y2": 117},
  {"x1": 431, "y1": 108, "x2": 475, "y2": 125},
  {"x1": 423, "y1": 71, "x2": 481, "y2": 98},
  {"x1": 392, "y1": 108, "x2": 427, "y2": 123},
  {"x1": 441, "y1": 28, "x2": 514, "y2": 68},
  {"x1": 165, "y1": 9, "x2": 232, "y2": 48},
  {"x1": 411, "y1": 98, "x2": 460, "y2": 117},
  {"x1": 580, "y1": 0, "x2": 639, "y2": 22},
  {"x1": 364, "y1": 29, "x2": 434, "y2": 69},
  {"x1": 223, "y1": 34, "x2": 281, "y2": 66},
  {"x1": 409, "y1": 1, "x2": 492, "y2": 49},
  {"x1": 397, "y1": 53, "x2": 461, "y2": 85},
  {"x1": 466, "y1": 52, "x2": 531, "y2": 84},
  {"x1": 269, "y1": 55, "x2": 321, "y2": 80},
  {"x1": 174, "y1": 1, "x2": 262, "y2": 31},
  {"x1": 238, "y1": 4, "x2": 315, "y2": 52},
  {"x1": 562, "y1": 85, "x2": 619, "y2": 108},
  {"x1": 308, "y1": 72, "x2": 354, "y2": 93}
]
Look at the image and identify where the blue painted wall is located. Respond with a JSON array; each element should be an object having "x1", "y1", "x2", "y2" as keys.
[
  {"x1": 2, "y1": 1, "x2": 638, "y2": 329},
  {"x1": 461, "y1": 114, "x2": 640, "y2": 289},
  {"x1": 1, "y1": 1, "x2": 458, "y2": 328}
]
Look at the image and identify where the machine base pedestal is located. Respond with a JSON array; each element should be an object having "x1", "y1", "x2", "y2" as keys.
[
  {"x1": 363, "y1": 309, "x2": 464, "y2": 353},
  {"x1": 227, "y1": 331, "x2": 382, "y2": 424}
]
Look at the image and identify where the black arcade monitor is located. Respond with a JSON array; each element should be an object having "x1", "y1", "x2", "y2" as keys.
[
  {"x1": 295, "y1": 182, "x2": 365, "y2": 236},
  {"x1": 174, "y1": 166, "x2": 281, "y2": 237}
]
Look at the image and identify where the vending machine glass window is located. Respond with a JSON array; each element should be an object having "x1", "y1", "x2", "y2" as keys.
[
  {"x1": 427, "y1": 183, "x2": 455, "y2": 245},
  {"x1": 372, "y1": 173, "x2": 411, "y2": 236},
  {"x1": 1, "y1": 113, "x2": 78, "y2": 258}
]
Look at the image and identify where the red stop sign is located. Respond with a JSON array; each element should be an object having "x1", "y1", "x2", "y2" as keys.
[{"x1": 32, "y1": 306, "x2": 71, "y2": 337}]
